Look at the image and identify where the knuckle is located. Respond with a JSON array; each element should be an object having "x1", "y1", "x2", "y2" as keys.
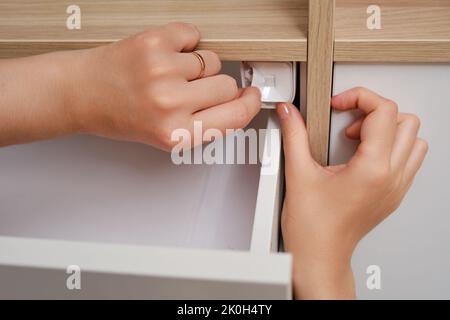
[
  {"x1": 147, "y1": 85, "x2": 176, "y2": 111},
  {"x1": 393, "y1": 200, "x2": 403, "y2": 212},
  {"x1": 167, "y1": 22, "x2": 187, "y2": 29},
  {"x1": 388, "y1": 199, "x2": 403, "y2": 214},
  {"x1": 246, "y1": 87, "x2": 262, "y2": 106},
  {"x1": 220, "y1": 74, "x2": 238, "y2": 94},
  {"x1": 354, "y1": 86, "x2": 368, "y2": 94},
  {"x1": 365, "y1": 163, "x2": 391, "y2": 186},
  {"x1": 157, "y1": 124, "x2": 178, "y2": 151},
  {"x1": 167, "y1": 22, "x2": 200, "y2": 38},
  {"x1": 232, "y1": 90, "x2": 261, "y2": 128},
  {"x1": 416, "y1": 138, "x2": 429, "y2": 154},
  {"x1": 233, "y1": 104, "x2": 252, "y2": 128},
  {"x1": 208, "y1": 51, "x2": 222, "y2": 72},
  {"x1": 167, "y1": 22, "x2": 191, "y2": 31},
  {"x1": 404, "y1": 113, "x2": 421, "y2": 131},
  {"x1": 384, "y1": 99, "x2": 399, "y2": 115},
  {"x1": 154, "y1": 94, "x2": 176, "y2": 111},
  {"x1": 139, "y1": 31, "x2": 165, "y2": 49},
  {"x1": 353, "y1": 86, "x2": 370, "y2": 99}
]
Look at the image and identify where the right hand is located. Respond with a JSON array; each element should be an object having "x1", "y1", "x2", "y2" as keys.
[{"x1": 64, "y1": 22, "x2": 261, "y2": 151}]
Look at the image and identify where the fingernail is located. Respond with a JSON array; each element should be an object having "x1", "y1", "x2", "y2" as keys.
[{"x1": 277, "y1": 103, "x2": 290, "y2": 120}]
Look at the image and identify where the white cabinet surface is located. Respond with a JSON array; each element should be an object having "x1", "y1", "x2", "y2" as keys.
[{"x1": 330, "y1": 63, "x2": 450, "y2": 299}]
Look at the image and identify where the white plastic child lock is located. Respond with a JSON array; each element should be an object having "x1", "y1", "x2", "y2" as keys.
[{"x1": 240, "y1": 62, "x2": 296, "y2": 109}]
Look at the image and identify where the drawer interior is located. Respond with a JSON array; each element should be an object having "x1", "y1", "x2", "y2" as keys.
[{"x1": 0, "y1": 110, "x2": 276, "y2": 251}]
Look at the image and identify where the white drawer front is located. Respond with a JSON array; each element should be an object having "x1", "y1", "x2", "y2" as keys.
[{"x1": 0, "y1": 237, "x2": 291, "y2": 299}]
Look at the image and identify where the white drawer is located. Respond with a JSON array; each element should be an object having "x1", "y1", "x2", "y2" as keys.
[{"x1": 0, "y1": 107, "x2": 290, "y2": 299}]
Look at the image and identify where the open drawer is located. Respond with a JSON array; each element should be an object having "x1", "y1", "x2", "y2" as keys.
[{"x1": 0, "y1": 104, "x2": 290, "y2": 299}]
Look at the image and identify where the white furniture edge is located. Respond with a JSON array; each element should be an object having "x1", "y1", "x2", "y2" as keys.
[
  {"x1": 0, "y1": 236, "x2": 291, "y2": 284},
  {"x1": 0, "y1": 236, "x2": 292, "y2": 299},
  {"x1": 250, "y1": 112, "x2": 283, "y2": 253}
]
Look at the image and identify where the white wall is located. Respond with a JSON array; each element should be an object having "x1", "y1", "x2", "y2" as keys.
[{"x1": 330, "y1": 63, "x2": 450, "y2": 299}]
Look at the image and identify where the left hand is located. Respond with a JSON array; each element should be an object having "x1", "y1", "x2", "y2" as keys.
[{"x1": 277, "y1": 87, "x2": 428, "y2": 299}]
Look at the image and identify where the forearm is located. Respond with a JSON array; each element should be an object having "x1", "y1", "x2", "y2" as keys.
[
  {"x1": 292, "y1": 256, "x2": 355, "y2": 299},
  {"x1": 0, "y1": 51, "x2": 81, "y2": 146}
]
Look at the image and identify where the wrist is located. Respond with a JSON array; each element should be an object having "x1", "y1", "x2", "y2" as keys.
[{"x1": 291, "y1": 254, "x2": 355, "y2": 299}]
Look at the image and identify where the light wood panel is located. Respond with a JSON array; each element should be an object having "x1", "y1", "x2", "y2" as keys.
[
  {"x1": 0, "y1": 0, "x2": 308, "y2": 61},
  {"x1": 335, "y1": 0, "x2": 450, "y2": 62},
  {"x1": 306, "y1": 0, "x2": 335, "y2": 165}
]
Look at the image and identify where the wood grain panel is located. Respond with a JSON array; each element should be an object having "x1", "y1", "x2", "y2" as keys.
[
  {"x1": 0, "y1": 0, "x2": 308, "y2": 61},
  {"x1": 335, "y1": 0, "x2": 450, "y2": 62},
  {"x1": 306, "y1": 0, "x2": 335, "y2": 165}
]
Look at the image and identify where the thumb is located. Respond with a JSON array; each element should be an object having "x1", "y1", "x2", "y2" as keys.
[{"x1": 276, "y1": 103, "x2": 317, "y2": 178}]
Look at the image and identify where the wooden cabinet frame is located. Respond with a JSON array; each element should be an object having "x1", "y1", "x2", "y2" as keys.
[{"x1": 1, "y1": 0, "x2": 450, "y2": 184}]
